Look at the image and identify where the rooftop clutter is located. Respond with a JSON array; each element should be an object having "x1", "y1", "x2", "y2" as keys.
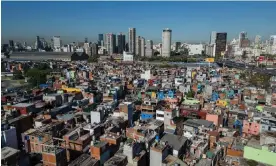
[{"x1": 1, "y1": 60, "x2": 276, "y2": 166}]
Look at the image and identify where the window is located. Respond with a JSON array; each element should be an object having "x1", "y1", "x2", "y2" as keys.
[{"x1": 157, "y1": 114, "x2": 164, "y2": 118}]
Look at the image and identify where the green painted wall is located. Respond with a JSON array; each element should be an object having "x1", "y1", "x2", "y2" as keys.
[{"x1": 244, "y1": 146, "x2": 276, "y2": 166}]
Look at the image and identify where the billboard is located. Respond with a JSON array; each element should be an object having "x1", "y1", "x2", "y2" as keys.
[{"x1": 205, "y1": 58, "x2": 215, "y2": 63}]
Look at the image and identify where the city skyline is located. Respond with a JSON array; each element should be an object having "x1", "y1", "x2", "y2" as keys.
[{"x1": 2, "y1": 1, "x2": 276, "y2": 44}]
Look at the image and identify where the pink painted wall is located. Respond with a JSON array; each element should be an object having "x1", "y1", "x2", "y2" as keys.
[
  {"x1": 243, "y1": 120, "x2": 260, "y2": 135},
  {"x1": 206, "y1": 114, "x2": 222, "y2": 127}
]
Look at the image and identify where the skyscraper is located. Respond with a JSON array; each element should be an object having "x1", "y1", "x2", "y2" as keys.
[
  {"x1": 36, "y1": 36, "x2": 42, "y2": 50},
  {"x1": 23, "y1": 42, "x2": 27, "y2": 48},
  {"x1": 162, "y1": 28, "x2": 172, "y2": 57},
  {"x1": 84, "y1": 42, "x2": 90, "y2": 55},
  {"x1": 128, "y1": 28, "x2": 136, "y2": 54},
  {"x1": 140, "y1": 37, "x2": 145, "y2": 57},
  {"x1": 239, "y1": 31, "x2": 247, "y2": 48},
  {"x1": 98, "y1": 34, "x2": 104, "y2": 46},
  {"x1": 91, "y1": 42, "x2": 98, "y2": 56},
  {"x1": 145, "y1": 40, "x2": 153, "y2": 57},
  {"x1": 214, "y1": 33, "x2": 227, "y2": 57},
  {"x1": 53, "y1": 36, "x2": 61, "y2": 52},
  {"x1": 85, "y1": 37, "x2": 88, "y2": 43},
  {"x1": 255, "y1": 35, "x2": 261, "y2": 47},
  {"x1": 117, "y1": 33, "x2": 126, "y2": 54},
  {"x1": 269, "y1": 35, "x2": 276, "y2": 54},
  {"x1": 105, "y1": 33, "x2": 116, "y2": 55},
  {"x1": 40, "y1": 38, "x2": 47, "y2": 49},
  {"x1": 9, "y1": 40, "x2": 14, "y2": 49},
  {"x1": 210, "y1": 31, "x2": 217, "y2": 45},
  {"x1": 175, "y1": 42, "x2": 181, "y2": 52},
  {"x1": 136, "y1": 36, "x2": 141, "y2": 56},
  {"x1": 125, "y1": 43, "x2": 129, "y2": 52}
]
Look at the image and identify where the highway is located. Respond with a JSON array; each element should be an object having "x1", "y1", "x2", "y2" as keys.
[{"x1": 216, "y1": 60, "x2": 276, "y2": 76}]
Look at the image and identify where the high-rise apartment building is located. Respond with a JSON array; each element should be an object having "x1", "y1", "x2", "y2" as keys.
[
  {"x1": 117, "y1": 33, "x2": 126, "y2": 54},
  {"x1": 175, "y1": 42, "x2": 181, "y2": 52},
  {"x1": 140, "y1": 37, "x2": 145, "y2": 57},
  {"x1": 214, "y1": 33, "x2": 227, "y2": 57},
  {"x1": 53, "y1": 36, "x2": 61, "y2": 52},
  {"x1": 98, "y1": 34, "x2": 104, "y2": 46},
  {"x1": 125, "y1": 43, "x2": 129, "y2": 52},
  {"x1": 255, "y1": 35, "x2": 261, "y2": 48},
  {"x1": 269, "y1": 35, "x2": 276, "y2": 54},
  {"x1": 136, "y1": 36, "x2": 141, "y2": 56},
  {"x1": 269, "y1": 35, "x2": 276, "y2": 46},
  {"x1": 239, "y1": 31, "x2": 247, "y2": 48},
  {"x1": 145, "y1": 40, "x2": 153, "y2": 57},
  {"x1": 210, "y1": 31, "x2": 217, "y2": 45},
  {"x1": 105, "y1": 33, "x2": 116, "y2": 55},
  {"x1": 36, "y1": 36, "x2": 42, "y2": 50},
  {"x1": 83, "y1": 42, "x2": 90, "y2": 55},
  {"x1": 128, "y1": 28, "x2": 136, "y2": 54},
  {"x1": 91, "y1": 42, "x2": 98, "y2": 56},
  {"x1": 23, "y1": 42, "x2": 27, "y2": 48},
  {"x1": 9, "y1": 40, "x2": 14, "y2": 49},
  {"x1": 162, "y1": 28, "x2": 172, "y2": 57},
  {"x1": 40, "y1": 38, "x2": 47, "y2": 49}
]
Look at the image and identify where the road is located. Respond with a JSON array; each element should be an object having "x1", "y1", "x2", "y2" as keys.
[{"x1": 217, "y1": 60, "x2": 276, "y2": 76}]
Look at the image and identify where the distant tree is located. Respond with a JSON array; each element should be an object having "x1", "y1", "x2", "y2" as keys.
[
  {"x1": 44, "y1": 46, "x2": 52, "y2": 52},
  {"x1": 154, "y1": 51, "x2": 160, "y2": 56},
  {"x1": 26, "y1": 68, "x2": 51, "y2": 87},
  {"x1": 258, "y1": 64, "x2": 266, "y2": 68},
  {"x1": 88, "y1": 56, "x2": 100, "y2": 63},
  {"x1": 1, "y1": 62, "x2": 7, "y2": 72},
  {"x1": 185, "y1": 90, "x2": 195, "y2": 98},
  {"x1": 13, "y1": 69, "x2": 24, "y2": 80},
  {"x1": 248, "y1": 73, "x2": 271, "y2": 90},
  {"x1": 4, "y1": 52, "x2": 10, "y2": 58}
]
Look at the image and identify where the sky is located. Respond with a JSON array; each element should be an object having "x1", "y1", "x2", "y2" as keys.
[{"x1": 1, "y1": 1, "x2": 276, "y2": 45}]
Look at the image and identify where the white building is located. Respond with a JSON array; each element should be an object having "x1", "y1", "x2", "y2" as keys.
[
  {"x1": 83, "y1": 42, "x2": 90, "y2": 55},
  {"x1": 123, "y1": 51, "x2": 133, "y2": 62},
  {"x1": 140, "y1": 37, "x2": 145, "y2": 57},
  {"x1": 98, "y1": 46, "x2": 106, "y2": 55},
  {"x1": 62, "y1": 46, "x2": 69, "y2": 52},
  {"x1": 253, "y1": 48, "x2": 261, "y2": 57},
  {"x1": 205, "y1": 44, "x2": 215, "y2": 57},
  {"x1": 269, "y1": 35, "x2": 276, "y2": 54},
  {"x1": 145, "y1": 40, "x2": 153, "y2": 57},
  {"x1": 75, "y1": 48, "x2": 84, "y2": 52},
  {"x1": 162, "y1": 28, "x2": 172, "y2": 57},
  {"x1": 255, "y1": 35, "x2": 261, "y2": 48},
  {"x1": 188, "y1": 44, "x2": 204, "y2": 55},
  {"x1": 128, "y1": 28, "x2": 136, "y2": 54},
  {"x1": 105, "y1": 33, "x2": 116, "y2": 55},
  {"x1": 140, "y1": 70, "x2": 151, "y2": 80},
  {"x1": 210, "y1": 31, "x2": 217, "y2": 45},
  {"x1": 156, "y1": 110, "x2": 165, "y2": 121},
  {"x1": 53, "y1": 36, "x2": 61, "y2": 52}
]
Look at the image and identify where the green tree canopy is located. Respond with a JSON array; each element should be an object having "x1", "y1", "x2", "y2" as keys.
[
  {"x1": 88, "y1": 55, "x2": 100, "y2": 63},
  {"x1": 13, "y1": 69, "x2": 24, "y2": 80},
  {"x1": 26, "y1": 68, "x2": 51, "y2": 87},
  {"x1": 185, "y1": 90, "x2": 195, "y2": 98},
  {"x1": 248, "y1": 73, "x2": 271, "y2": 89}
]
